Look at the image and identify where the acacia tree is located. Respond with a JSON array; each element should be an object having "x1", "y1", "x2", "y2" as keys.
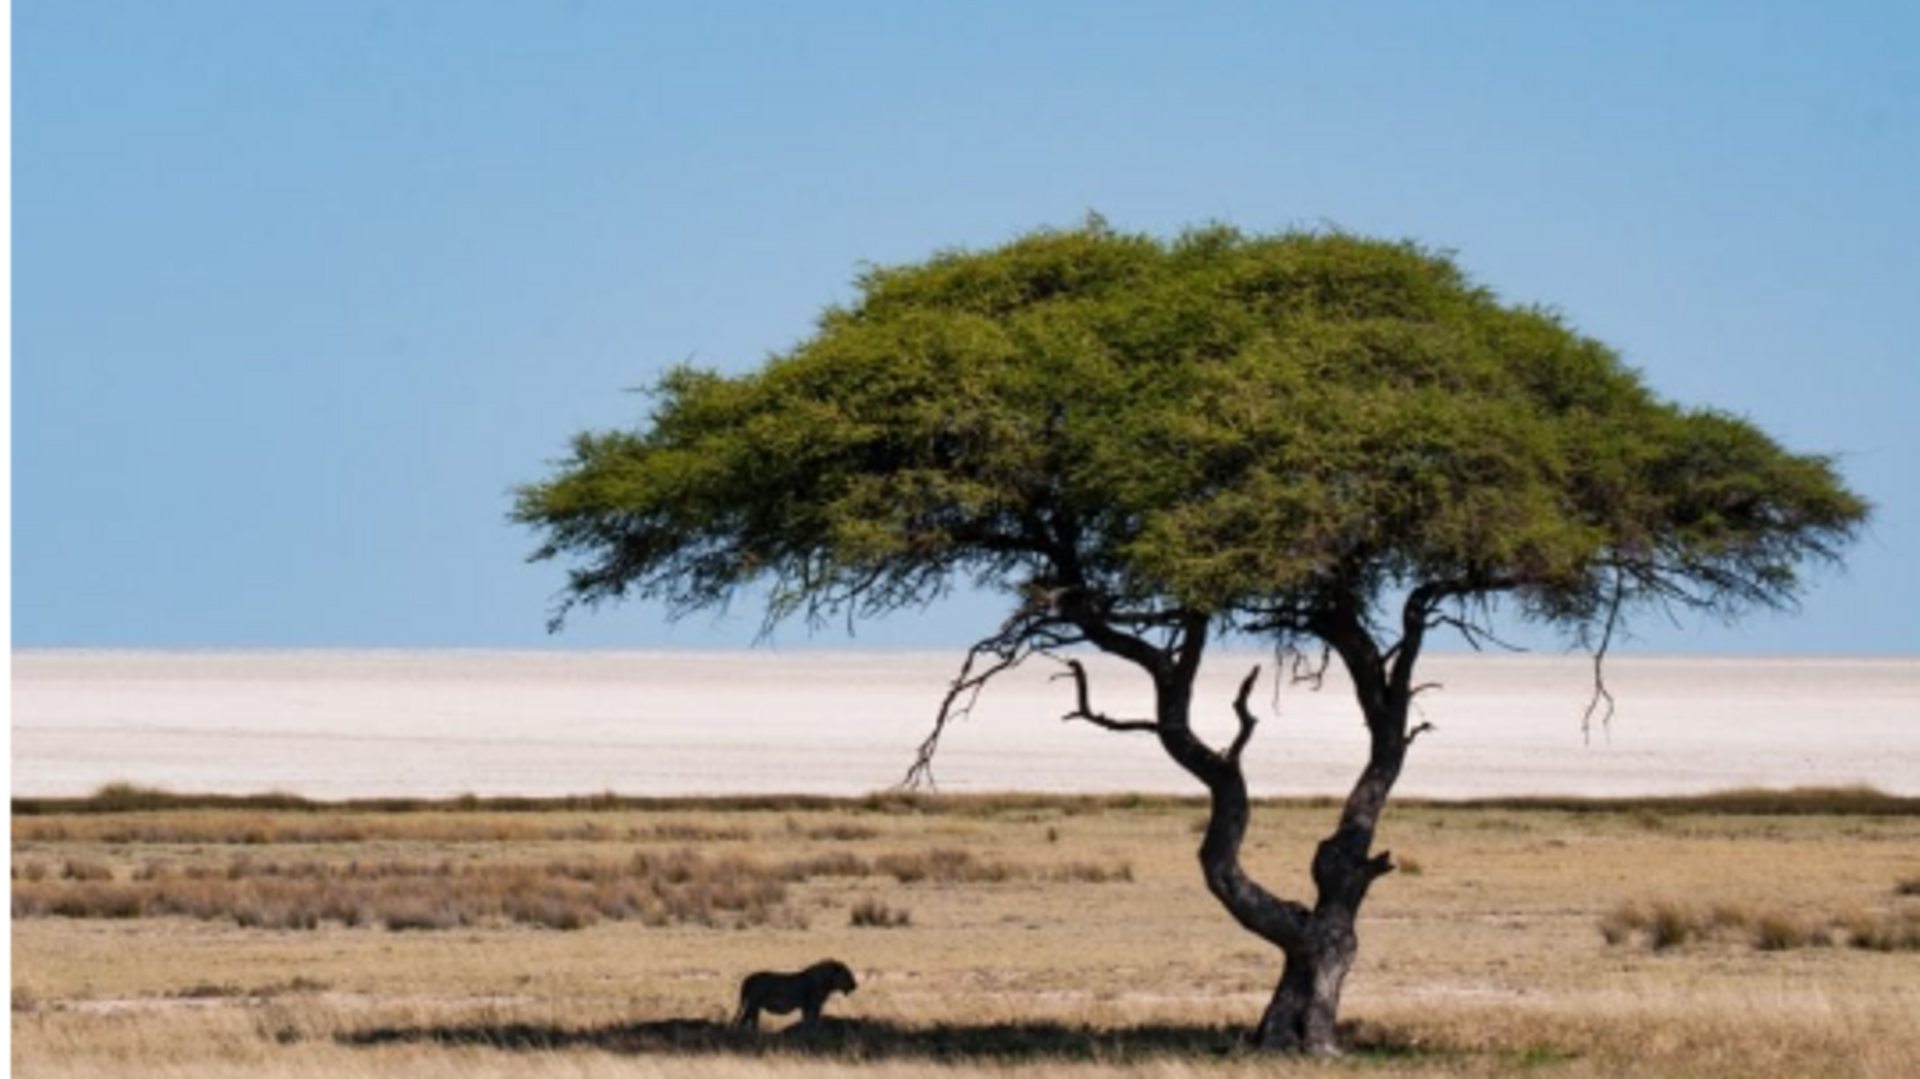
[{"x1": 514, "y1": 222, "x2": 1865, "y2": 1053}]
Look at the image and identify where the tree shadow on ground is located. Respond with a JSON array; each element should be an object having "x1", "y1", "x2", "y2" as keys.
[{"x1": 337, "y1": 1015, "x2": 1441, "y2": 1064}]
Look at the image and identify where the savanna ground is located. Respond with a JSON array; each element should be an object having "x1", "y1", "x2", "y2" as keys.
[{"x1": 11, "y1": 787, "x2": 1920, "y2": 1078}]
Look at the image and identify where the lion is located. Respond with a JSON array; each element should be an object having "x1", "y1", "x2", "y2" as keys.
[{"x1": 732, "y1": 959, "x2": 858, "y2": 1030}]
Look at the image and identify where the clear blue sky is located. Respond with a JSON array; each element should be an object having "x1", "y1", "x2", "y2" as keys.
[{"x1": 13, "y1": 1, "x2": 1918, "y2": 653}]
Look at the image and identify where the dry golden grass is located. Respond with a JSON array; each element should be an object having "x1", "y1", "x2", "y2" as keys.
[
  {"x1": 13, "y1": 792, "x2": 1920, "y2": 1078},
  {"x1": 12, "y1": 844, "x2": 1131, "y2": 932}
]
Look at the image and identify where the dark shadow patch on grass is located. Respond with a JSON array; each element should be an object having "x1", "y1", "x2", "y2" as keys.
[{"x1": 335, "y1": 1016, "x2": 1459, "y2": 1064}]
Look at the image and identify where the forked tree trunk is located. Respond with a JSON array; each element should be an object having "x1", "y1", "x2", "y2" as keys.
[
  {"x1": 1192, "y1": 788, "x2": 1395, "y2": 1054},
  {"x1": 1150, "y1": 618, "x2": 1412, "y2": 1055},
  {"x1": 1057, "y1": 601, "x2": 1419, "y2": 1054}
]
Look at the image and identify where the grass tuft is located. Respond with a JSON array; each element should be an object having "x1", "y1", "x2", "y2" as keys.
[
  {"x1": 788, "y1": 817, "x2": 881, "y2": 842},
  {"x1": 60, "y1": 859, "x2": 114, "y2": 882},
  {"x1": 876, "y1": 848, "x2": 1013, "y2": 884},
  {"x1": 848, "y1": 896, "x2": 912, "y2": 928},
  {"x1": 1838, "y1": 908, "x2": 1920, "y2": 952},
  {"x1": 1646, "y1": 901, "x2": 1702, "y2": 951},
  {"x1": 1603, "y1": 896, "x2": 1914, "y2": 953},
  {"x1": 637, "y1": 822, "x2": 752, "y2": 842},
  {"x1": 1750, "y1": 911, "x2": 1825, "y2": 951}
]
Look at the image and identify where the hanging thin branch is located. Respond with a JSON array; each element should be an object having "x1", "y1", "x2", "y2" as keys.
[
  {"x1": 1288, "y1": 644, "x2": 1331, "y2": 688},
  {"x1": 1581, "y1": 565, "x2": 1628, "y2": 743},
  {"x1": 903, "y1": 604, "x2": 1080, "y2": 788}
]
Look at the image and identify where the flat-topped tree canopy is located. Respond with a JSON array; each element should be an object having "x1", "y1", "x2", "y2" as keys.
[
  {"x1": 516, "y1": 219, "x2": 1867, "y2": 1054},
  {"x1": 515, "y1": 220, "x2": 1866, "y2": 649}
]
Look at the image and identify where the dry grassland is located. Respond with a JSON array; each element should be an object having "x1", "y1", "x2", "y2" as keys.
[{"x1": 12, "y1": 791, "x2": 1920, "y2": 1078}]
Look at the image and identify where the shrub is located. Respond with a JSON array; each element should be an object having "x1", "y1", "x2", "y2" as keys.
[
  {"x1": 849, "y1": 897, "x2": 912, "y2": 928},
  {"x1": 1751, "y1": 912, "x2": 1822, "y2": 951},
  {"x1": 1600, "y1": 899, "x2": 1754, "y2": 951},
  {"x1": 1629, "y1": 809, "x2": 1669, "y2": 832},
  {"x1": 877, "y1": 848, "x2": 1012, "y2": 884},
  {"x1": 49, "y1": 883, "x2": 145, "y2": 919},
  {"x1": 503, "y1": 886, "x2": 600, "y2": 931},
  {"x1": 132, "y1": 861, "x2": 176, "y2": 883},
  {"x1": 231, "y1": 884, "x2": 324, "y2": 931},
  {"x1": 85, "y1": 782, "x2": 181, "y2": 813},
  {"x1": 7, "y1": 883, "x2": 44, "y2": 913},
  {"x1": 1049, "y1": 861, "x2": 1133, "y2": 883},
  {"x1": 1598, "y1": 901, "x2": 1649, "y2": 947},
  {"x1": 805, "y1": 823, "x2": 880, "y2": 842},
  {"x1": 782, "y1": 851, "x2": 872, "y2": 879},
  {"x1": 61, "y1": 860, "x2": 114, "y2": 883},
  {"x1": 635, "y1": 822, "x2": 752, "y2": 842},
  {"x1": 380, "y1": 889, "x2": 466, "y2": 932},
  {"x1": 172, "y1": 983, "x2": 246, "y2": 999},
  {"x1": 1841, "y1": 909, "x2": 1920, "y2": 952},
  {"x1": 1647, "y1": 901, "x2": 1705, "y2": 951}
]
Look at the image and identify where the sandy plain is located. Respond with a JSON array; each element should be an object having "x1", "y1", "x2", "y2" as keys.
[{"x1": 11, "y1": 651, "x2": 1918, "y2": 799}]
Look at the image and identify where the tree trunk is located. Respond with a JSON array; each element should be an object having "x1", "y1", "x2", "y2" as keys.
[
  {"x1": 1151, "y1": 615, "x2": 1410, "y2": 1054},
  {"x1": 1062, "y1": 607, "x2": 1415, "y2": 1055},
  {"x1": 1255, "y1": 913, "x2": 1357, "y2": 1054},
  {"x1": 1251, "y1": 827, "x2": 1384, "y2": 1053}
]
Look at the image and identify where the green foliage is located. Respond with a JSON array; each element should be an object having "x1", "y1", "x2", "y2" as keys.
[{"x1": 515, "y1": 220, "x2": 1866, "y2": 643}]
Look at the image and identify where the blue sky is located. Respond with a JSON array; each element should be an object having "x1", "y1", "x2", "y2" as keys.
[{"x1": 13, "y1": 1, "x2": 1918, "y2": 653}]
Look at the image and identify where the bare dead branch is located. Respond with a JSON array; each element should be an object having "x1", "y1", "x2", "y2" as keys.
[
  {"x1": 1053, "y1": 657, "x2": 1159, "y2": 734},
  {"x1": 1405, "y1": 721, "x2": 1437, "y2": 748},
  {"x1": 1226, "y1": 665, "x2": 1262, "y2": 763}
]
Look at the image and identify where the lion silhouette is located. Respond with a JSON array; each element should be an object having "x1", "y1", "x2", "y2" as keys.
[{"x1": 732, "y1": 959, "x2": 858, "y2": 1030}]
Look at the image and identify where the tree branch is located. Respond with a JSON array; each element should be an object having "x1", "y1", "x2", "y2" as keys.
[
  {"x1": 1284, "y1": 645, "x2": 1331, "y2": 689},
  {"x1": 904, "y1": 603, "x2": 1078, "y2": 788},
  {"x1": 1226, "y1": 665, "x2": 1262, "y2": 764},
  {"x1": 1581, "y1": 565, "x2": 1627, "y2": 742},
  {"x1": 1054, "y1": 657, "x2": 1159, "y2": 733},
  {"x1": 1430, "y1": 614, "x2": 1529, "y2": 654}
]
